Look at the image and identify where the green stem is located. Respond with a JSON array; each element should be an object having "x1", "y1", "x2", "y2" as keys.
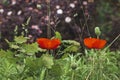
[
  {"x1": 78, "y1": 0, "x2": 91, "y2": 37},
  {"x1": 71, "y1": 70, "x2": 75, "y2": 80},
  {"x1": 97, "y1": 36, "x2": 99, "y2": 39},
  {"x1": 98, "y1": 52, "x2": 103, "y2": 79},
  {"x1": 106, "y1": 34, "x2": 120, "y2": 49},
  {"x1": 40, "y1": 67, "x2": 46, "y2": 80},
  {"x1": 47, "y1": 1, "x2": 51, "y2": 38},
  {"x1": 86, "y1": 53, "x2": 95, "y2": 80}
]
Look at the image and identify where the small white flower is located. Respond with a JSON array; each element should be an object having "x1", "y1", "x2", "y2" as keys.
[
  {"x1": 0, "y1": 9, "x2": 4, "y2": 14},
  {"x1": 83, "y1": 1, "x2": 88, "y2": 5},
  {"x1": 50, "y1": 21, "x2": 55, "y2": 25},
  {"x1": 37, "y1": 4, "x2": 42, "y2": 9},
  {"x1": 31, "y1": 25, "x2": 39, "y2": 30},
  {"x1": 57, "y1": 9, "x2": 63, "y2": 14},
  {"x1": 56, "y1": 5, "x2": 60, "y2": 9},
  {"x1": 65, "y1": 17, "x2": 72, "y2": 23},
  {"x1": 28, "y1": 35, "x2": 33, "y2": 38},
  {"x1": 12, "y1": 1, "x2": 16, "y2": 5},
  {"x1": 17, "y1": 10, "x2": 22, "y2": 15},
  {"x1": 70, "y1": 3, "x2": 75, "y2": 8},
  {"x1": 45, "y1": 16, "x2": 49, "y2": 21},
  {"x1": 7, "y1": 11, "x2": 12, "y2": 16},
  {"x1": 38, "y1": 30, "x2": 42, "y2": 33},
  {"x1": 74, "y1": 13, "x2": 78, "y2": 17}
]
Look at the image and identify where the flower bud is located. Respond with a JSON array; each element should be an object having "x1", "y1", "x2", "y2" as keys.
[
  {"x1": 41, "y1": 54, "x2": 54, "y2": 69},
  {"x1": 71, "y1": 63, "x2": 77, "y2": 70},
  {"x1": 95, "y1": 27, "x2": 101, "y2": 37}
]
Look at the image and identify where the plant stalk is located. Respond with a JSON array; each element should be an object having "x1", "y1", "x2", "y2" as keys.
[
  {"x1": 71, "y1": 70, "x2": 75, "y2": 80},
  {"x1": 47, "y1": 0, "x2": 51, "y2": 38},
  {"x1": 40, "y1": 67, "x2": 46, "y2": 80}
]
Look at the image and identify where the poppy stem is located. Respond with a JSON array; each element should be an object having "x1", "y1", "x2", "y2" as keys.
[
  {"x1": 39, "y1": 67, "x2": 46, "y2": 80},
  {"x1": 97, "y1": 36, "x2": 99, "y2": 39},
  {"x1": 78, "y1": 0, "x2": 91, "y2": 37},
  {"x1": 71, "y1": 70, "x2": 75, "y2": 80},
  {"x1": 47, "y1": 0, "x2": 51, "y2": 38},
  {"x1": 105, "y1": 34, "x2": 120, "y2": 50},
  {"x1": 48, "y1": 50, "x2": 50, "y2": 54}
]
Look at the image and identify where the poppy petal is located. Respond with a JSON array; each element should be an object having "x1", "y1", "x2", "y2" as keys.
[
  {"x1": 37, "y1": 38, "x2": 50, "y2": 49},
  {"x1": 84, "y1": 38, "x2": 96, "y2": 48},
  {"x1": 92, "y1": 39, "x2": 107, "y2": 49},
  {"x1": 37, "y1": 38, "x2": 61, "y2": 49},
  {"x1": 98, "y1": 39, "x2": 107, "y2": 49},
  {"x1": 51, "y1": 39, "x2": 61, "y2": 49},
  {"x1": 84, "y1": 38, "x2": 107, "y2": 49}
]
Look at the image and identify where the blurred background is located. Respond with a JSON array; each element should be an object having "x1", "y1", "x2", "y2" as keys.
[{"x1": 0, "y1": 0, "x2": 120, "y2": 50}]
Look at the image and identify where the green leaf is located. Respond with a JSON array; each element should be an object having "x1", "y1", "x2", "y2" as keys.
[
  {"x1": 41, "y1": 54, "x2": 54, "y2": 69},
  {"x1": 24, "y1": 77, "x2": 33, "y2": 80},
  {"x1": 55, "y1": 31, "x2": 62, "y2": 40},
  {"x1": 64, "y1": 45, "x2": 80, "y2": 53},
  {"x1": 5, "y1": 39, "x2": 20, "y2": 49},
  {"x1": 0, "y1": 50, "x2": 13, "y2": 58},
  {"x1": 0, "y1": 58, "x2": 17, "y2": 78},
  {"x1": 0, "y1": 49, "x2": 7, "y2": 57},
  {"x1": 22, "y1": 42, "x2": 39, "y2": 55},
  {"x1": 10, "y1": 44, "x2": 20, "y2": 49},
  {"x1": 26, "y1": 16, "x2": 31, "y2": 25},
  {"x1": 14, "y1": 36, "x2": 27, "y2": 44},
  {"x1": 0, "y1": 50, "x2": 18, "y2": 64},
  {"x1": 49, "y1": 64, "x2": 63, "y2": 77},
  {"x1": 62, "y1": 40, "x2": 80, "y2": 46},
  {"x1": 25, "y1": 57, "x2": 40, "y2": 71},
  {"x1": 38, "y1": 47, "x2": 47, "y2": 52}
]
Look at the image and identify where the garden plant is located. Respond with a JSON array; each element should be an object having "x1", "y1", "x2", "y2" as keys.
[{"x1": 0, "y1": 0, "x2": 120, "y2": 80}]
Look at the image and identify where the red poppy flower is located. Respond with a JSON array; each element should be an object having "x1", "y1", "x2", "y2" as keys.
[
  {"x1": 37, "y1": 38, "x2": 61, "y2": 49},
  {"x1": 84, "y1": 38, "x2": 107, "y2": 49}
]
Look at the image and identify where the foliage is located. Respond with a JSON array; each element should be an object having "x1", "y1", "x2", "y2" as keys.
[
  {"x1": 0, "y1": 1, "x2": 119, "y2": 80},
  {"x1": 0, "y1": 33, "x2": 120, "y2": 80}
]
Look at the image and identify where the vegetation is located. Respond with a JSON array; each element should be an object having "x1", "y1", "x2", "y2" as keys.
[
  {"x1": 0, "y1": 27, "x2": 120, "y2": 79},
  {"x1": 0, "y1": 0, "x2": 120, "y2": 80}
]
